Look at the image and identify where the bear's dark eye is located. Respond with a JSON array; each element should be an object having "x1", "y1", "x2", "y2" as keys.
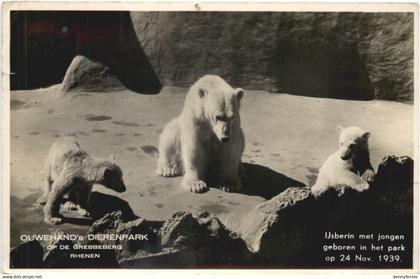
[{"x1": 215, "y1": 115, "x2": 224, "y2": 121}]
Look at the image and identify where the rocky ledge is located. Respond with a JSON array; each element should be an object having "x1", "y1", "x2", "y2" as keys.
[{"x1": 10, "y1": 155, "x2": 413, "y2": 268}]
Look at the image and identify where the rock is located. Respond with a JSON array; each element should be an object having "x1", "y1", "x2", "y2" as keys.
[
  {"x1": 237, "y1": 155, "x2": 414, "y2": 267},
  {"x1": 42, "y1": 230, "x2": 76, "y2": 267},
  {"x1": 130, "y1": 12, "x2": 414, "y2": 102},
  {"x1": 10, "y1": 240, "x2": 44, "y2": 268},
  {"x1": 159, "y1": 211, "x2": 251, "y2": 266},
  {"x1": 114, "y1": 218, "x2": 160, "y2": 259},
  {"x1": 71, "y1": 240, "x2": 120, "y2": 268},
  {"x1": 61, "y1": 55, "x2": 124, "y2": 93},
  {"x1": 88, "y1": 210, "x2": 125, "y2": 235},
  {"x1": 159, "y1": 211, "x2": 199, "y2": 248},
  {"x1": 42, "y1": 229, "x2": 119, "y2": 268},
  {"x1": 373, "y1": 155, "x2": 414, "y2": 219},
  {"x1": 88, "y1": 211, "x2": 160, "y2": 260},
  {"x1": 119, "y1": 247, "x2": 194, "y2": 268},
  {"x1": 238, "y1": 187, "x2": 315, "y2": 266},
  {"x1": 13, "y1": 12, "x2": 413, "y2": 101},
  {"x1": 120, "y1": 211, "x2": 251, "y2": 267},
  {"x1": 63, "y1": 13, "x2": 162, "y2": 94}
]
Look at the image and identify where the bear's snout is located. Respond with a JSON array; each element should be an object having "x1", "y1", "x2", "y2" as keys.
[
  {"x1": 340, "y1": 150, "x2": 352, "y2": 160},
  {"x1": 116, "y1": 181, "x2": 126, "y2": 193},
  {"x1": 341, "y1": 154, "x2": 350, "y2": 160}
]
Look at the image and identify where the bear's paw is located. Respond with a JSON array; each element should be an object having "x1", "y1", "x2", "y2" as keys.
[
  {"x1": 45, "y1": 216, "x2": 63, "y2": 225},
  {"x1": 156, "y1": 167, "x2": 182, "y2": 177},
  {"x1": 361, "y1": 169, "x2": 375, "y2": 184},
  {"x1": 77, "y1": 207, "x2": 91, "y2": 217},
  {"x1": 310, "y1": 184, "x2": 328, "y2": 198},
  {"x1": 219, "y1": 178, "x2": 242, "y2": 193},
  {"x1": 182, "y1": 179, "x2": 208, "y2": 193},
  {"x1": 36, "y1": 195, "x2": 48, "y2": 206},
  {"x1": 63, "y1": 201, "x2": 78, "y2": 211}
]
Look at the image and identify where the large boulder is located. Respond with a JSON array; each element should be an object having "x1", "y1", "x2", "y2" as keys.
[
  {"x1": 42, "y1": 229, "x2": 119, "y2": 268},
  {"x1": 8, "y1": 154, "x2": 414, "y2": 268},
  {"x1": 42, "y1": 230, "x2": 75, "y2": 267},
  {"x1": 237, "y1": 155, "x2": 414, "y2": 268},
  {"x1": 88, "y1": 212, "x2": 160, "y2": 260},
  {"x1": 61, "y1": 55, "x2": 124, "y2": 93},
  {"x1": 119, "y1": 211, "x2": 251, "y2": 267}
]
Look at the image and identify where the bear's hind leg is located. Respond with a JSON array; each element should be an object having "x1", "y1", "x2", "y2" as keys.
[
  {"x1": 218, "y1": 153, "x2": 242, "y2": 193},
  {"x1": 218, "y1": 130, "x2": 244, "y2": 192},
  {"x1": 156, "y1": 119, "x2": 183, "y2": 177}
]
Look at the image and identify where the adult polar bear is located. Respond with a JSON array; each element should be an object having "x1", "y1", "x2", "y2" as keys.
[{"x1": 156, "y1": 75, "x2": 245, "y2": 193}]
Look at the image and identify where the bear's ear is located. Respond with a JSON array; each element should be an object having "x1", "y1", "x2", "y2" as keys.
[
  {"x1": 235, "y1": 88, "x2": 244, "y2": 100},
  {"x1": 362, "y1": 131, "x2": 371, "y2": 139},
  {"x1": 198, "y1": 88, "x2": 207, "y2": 98},
  {"x1": 336, "y1": 125, "x2": 344, "y2": 132}
]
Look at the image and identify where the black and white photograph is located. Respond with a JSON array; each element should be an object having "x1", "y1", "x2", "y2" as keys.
[{"x1": 2, "y1": 2, "x2": 418, "y2": 271}]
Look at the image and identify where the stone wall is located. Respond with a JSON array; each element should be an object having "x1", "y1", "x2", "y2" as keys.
[
  {"x1": 128, "y1": 12, "x2": 414, "y2": 101},
  {"x1": 12, "y1": 11, "x2": 414, "y2": 102}
]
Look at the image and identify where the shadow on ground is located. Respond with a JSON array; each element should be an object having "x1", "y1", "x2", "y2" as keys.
[
  {"x1": 240, "y1": 163, "x2": 306, "y2": 199},
  {"x1": 89, "y1": 191, "x2": 138, "y2": 221},
  {"x1": 59, "y1": 191, "x2": 139, "y2": 225}
]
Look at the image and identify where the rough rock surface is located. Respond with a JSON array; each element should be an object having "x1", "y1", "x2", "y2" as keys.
[
  {"x1": 129, "y1": 12, "x2": 414, "y2": 102},
  {"x1": 237, "y1": 155, "x2": 413, "y2": 267},
  {"x1": 10, "y1": 240, "x2": 44, "y2": 268},
  {"x1": 9, "y1": 152, "x2": 414, "y2": 268},
  {"x1": 61, "y1": 55, "x2": 124, "y2": 93},
  {"x1": 239, "y1": 187, "x2": 313, "y2": 253},
  {"x1": 41, "y1": 229, "x2": 118, "y2": 268},
  {"x1": 11, "y1": 12, "x2": 413, "y2": 101},
  {"x1": 42, "y1": 230, "x2": 75, "y2": 267},
  {"x1": 89, "y1": 211, "x2": 160, "y2": 260},
  {"x1": 119, "y1": 211, "x2": 251, "y2": 267},
  {"x1": 88, "y1": 211, "x2": 126, "y2": 235},
  {"x1": 372, "y1": 155, "x2": 414, "y2": 218}
]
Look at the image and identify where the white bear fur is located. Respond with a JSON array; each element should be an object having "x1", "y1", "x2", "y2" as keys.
[
  {"x1": 38, "y1": 138, "x2": 126, "y2": 225},
  {"x1": 311, "y1": 126, "x2": 375, "y2": 197},
  {"x1": 156, "y1": 75, "x2": 245, "y2": 193}
]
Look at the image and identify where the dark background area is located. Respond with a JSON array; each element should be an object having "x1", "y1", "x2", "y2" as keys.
[
  {"x1": 11, "y1": 11, "x2": 161, "y2": 93},
  {"x1": 10, "y1": 11, "x2": 414, "y2": 102}
]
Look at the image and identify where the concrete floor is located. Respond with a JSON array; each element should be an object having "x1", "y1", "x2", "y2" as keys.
[{"x1": 9, "y1": 86, "x2": 413, "y2": 248}]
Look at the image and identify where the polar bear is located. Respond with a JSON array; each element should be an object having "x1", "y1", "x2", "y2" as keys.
[
  {"x1": 311, "y1": 126, "x2": 375, "y2": 197},
  {"x1": 156, "y1": 75, "x2": 245, "y2": 193},
  {"x1": 37, "y1": 138, "x2": 126, "y2": 225}
]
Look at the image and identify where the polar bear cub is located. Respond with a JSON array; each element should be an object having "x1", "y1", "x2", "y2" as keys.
[
  {"x1": 156, "y1": 75, "x2": 245, "y2": 194},
  {"x1": 37, "y1": 138, "x2": 126, "y2": 225},
  {"x1": 311, "y1": 126, "x2": 375, "y2": 197}
]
